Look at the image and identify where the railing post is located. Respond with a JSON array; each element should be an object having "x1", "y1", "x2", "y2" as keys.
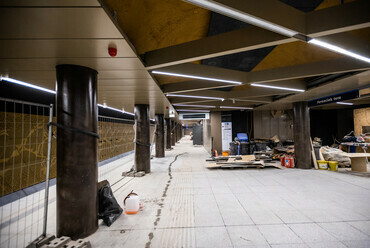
[{"x1": 42, "y1": 104, "x2": 53, "y2": 236}]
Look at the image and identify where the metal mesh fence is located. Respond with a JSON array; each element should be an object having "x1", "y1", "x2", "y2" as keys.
[
  {"x1": 97, "y1": 115, "x2": 135, "y2": 183},
  {"x1": 0, "y1": 98, "x2": 54, "y2": 248},
  {"x1": 0, "y1": 101, "x2": 155, "y2": 247}
]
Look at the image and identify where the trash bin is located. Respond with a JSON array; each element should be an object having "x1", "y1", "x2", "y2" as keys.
[
  {"x1": 249, "y1": 141, "x2": 256, "y2": 154},
  {"x1": 256, "y1": 142, "x2": 268, "y2": 151},
  {"x1": 240, "y1": 142, "x2": 250, "y2": 155},
  {"x1": 229, "y1": 142, "x2": 238, "y2": 155}
]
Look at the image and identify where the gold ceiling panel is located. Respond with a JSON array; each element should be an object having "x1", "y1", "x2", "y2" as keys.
[{"x1": 103, "y1": 0, "x2": 210, "y2": 55}]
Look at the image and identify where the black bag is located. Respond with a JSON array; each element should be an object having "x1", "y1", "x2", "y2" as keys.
[{"x1": 98, "y1": 180, "x2": 123, "y2": 227}]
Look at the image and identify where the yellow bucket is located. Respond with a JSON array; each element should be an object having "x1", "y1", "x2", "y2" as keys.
[
  {"x1": 317, "y1": 160, "x2": 328, "y2": 170},
  {"x1": 328, "y1": 161, "x2": 338, "y2": 171},
  {"x1": 222, "y1": 151, "x2": 229, "y2": 156}
]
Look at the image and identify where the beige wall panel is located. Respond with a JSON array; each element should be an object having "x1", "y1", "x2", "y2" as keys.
[
  {"x1": 354, "y1": 107, "x2": 370, "y2": 136},
  {"x1": 254, "y1": 111, "x2": 293, "y2": 141},
  {"x1": 210, "y1": 112, "x2": 222, "y2": 154}
]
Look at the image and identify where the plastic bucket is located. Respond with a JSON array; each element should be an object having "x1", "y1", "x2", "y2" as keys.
[
  {"x1": 222, "y1": 151, "x2": 229, "y2": 156},
  {"x1": 328, "y1": 161, "x2": 338, "y2": 171},
  {"x1": 317, "y1": 160, "x2": 328, "y2": 170}
]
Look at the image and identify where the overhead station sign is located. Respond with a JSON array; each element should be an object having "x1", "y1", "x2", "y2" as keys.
[{"x1": 308, "y1": 90, "x2": 359, "y2": 107}]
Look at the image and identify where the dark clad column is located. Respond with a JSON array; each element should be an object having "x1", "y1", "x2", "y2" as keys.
[
  {"x1": 155, "y1": 114, "x2": 165, "y2": 157},
  {"x1": 56, "y1": 64, "x2": 98, "y2": 239},
  {"x1": 171, "y1": 120, "x2": 176, "y2": 146},
  {"x1": 165, "y1": 118, "x2": 171, "y2": 149},
  {"x1": 293, "y1": 102, "x2": 312, "y2": 169},
  {"x1": 135, "y1": 104, "x2": 150, "y2": 173}
]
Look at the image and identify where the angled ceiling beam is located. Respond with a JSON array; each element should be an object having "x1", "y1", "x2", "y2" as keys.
[
  {"x1": 170, "y1": 98, "x2": 222, "y2": 104},
  {"x1": 173, "y1": 97, "x2": 272, "y2": 107},
  {"x1": 162, "y1": 80, "x2": 234, "y2": 94},
  {"x1": 144, "y1": 26, "x2": 293, "y2": 70},
  {"x1": 246, "y1": 57, "x2": 370, "y2": 83},
  {"x1": 208, "y1": 0, "x2": 306, "y2": 34},
  {"x1": 145, "y1": 0, "x2": 370, "y2": 69},
  {"x1": 159, "y1": 57, "x2": 370, "y2": 88},
  {"x1": 167, "y1": 90, "x2": 227, "y2": 99},
  {"x1": 307, "y1": 0, "x2": 370, "y2": 37}
]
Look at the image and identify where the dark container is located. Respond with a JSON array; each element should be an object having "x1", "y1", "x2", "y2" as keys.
[
  {"x1": 249, "y1": 141, "x2": 256, "y2": 154},
  {"x1": 240, "y1": 142, "x2": 250, "y2": 155},
  {"x1": 256, "y1": 142, "x2": 268, "y2": 151},
  {"x1": 229, "y1": 142, "x2": 238, "y2": 155}
]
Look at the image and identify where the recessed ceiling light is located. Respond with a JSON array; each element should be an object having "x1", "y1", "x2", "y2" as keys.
[
  {"x1": 220, "y1": 106, "x2": 253, "y2": 110},
  {"x1": 336, "y1": 102, "x2": 354, "y2": 106},
  {"x1": 1, "y1": 77, "x2": 56, "y2": 94},
  {"x1": 250, "y1": 83, "x2": 305, "y2": 92},
  {"x1": 183, "y1": 0, "x2": 298, "y2": 37},
  {"x1": 166, "y1": 93, "x2": 224, "y2": 101},
  {"x1": 308, "y1": 39, "x2": 370, "y2": 64},
  {"x1": 152, "y1": 71, "x2": 242, "y2": 85},
  {"x1": 173, "y1": 104, "x2": 216, "y2": 108}
]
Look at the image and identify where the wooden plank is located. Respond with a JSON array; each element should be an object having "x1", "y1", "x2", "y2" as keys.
[
  {"x1": 310, "y1": 139, "x2": 318, "y2": 170},
  {"x1": 344, "y1": 153, "x2": 370, "y2": 158}
]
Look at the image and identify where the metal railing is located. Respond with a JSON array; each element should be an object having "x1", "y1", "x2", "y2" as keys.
[
  {"x1": 0, "y1": 100, "x2": 156, "y2": 247},
  {"x1": 0, "y1": 98, "x2": 54, "y2": 248}
]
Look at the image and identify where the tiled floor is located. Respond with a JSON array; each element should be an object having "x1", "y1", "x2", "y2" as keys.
[
  {"x1": 86, "y1": 136, "x2": 370, "y2": 247},
  {"x1": 4, "y1": 136, "x2": 369, "y2": 247}
]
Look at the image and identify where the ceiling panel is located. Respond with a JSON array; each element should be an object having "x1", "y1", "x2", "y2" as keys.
[
  {"x1": 0, "y1": 8, "x2": 122, "y2": 39},
  {"x1": 0, "y1": 39, "x2": 136, "y2": 58},
  {"x1": 0, "y1": 0, "x2": 100, "y2": 6},
  {"x1": 3, "y1": 70, "x2": 152, "y2": 81},
  {"x1": 0, "y1": 58, "x2": 145, "y2": 72},
  {"x1": 0, "y1": 4, "x2": 176, "y2": 118}
]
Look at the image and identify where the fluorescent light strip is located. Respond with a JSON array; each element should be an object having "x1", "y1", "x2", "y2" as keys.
[
  {"x1": 220, "y1": 106, "x2": 253, "y2": 110},
  {"x1": 184, "y1": 0, "x2": 297, "y2": 37},
  {"x1": 309, "y1": 39, "x2": 370, "y2": 64},
  {"x1": 250, "y1": 83, "x2": 305, "y2": 92},
  {"x1": 177, "y1": 109, "x2": 210, "y2": 112},
  {"x1": 0, "y1": 77, "x2": 138, "y2": 116},
  {"x1": 98, "y1": 104, "x2": 134, "y2": 116},
  {"x1": 336, "y1": 102, "x2": 354, "y2": 106},
  {"x1": 1, "y1": 77, "x2": 56, "y2": 94},
  {"x1": 166, "y1": 93, "x2": 224, "y2": 101},
  {"x1": 152, "y1": 71, "x2": 242, "y2": 85},
  {"x1": 173, "y1": 104, "x2": 216, "y2": 108}
]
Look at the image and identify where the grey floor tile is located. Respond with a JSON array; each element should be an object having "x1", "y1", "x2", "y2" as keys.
[
  {"x1": 273, "y1": 210, "x2": 312, "y2": 224},
  {"x1": 194, "y1": 194, "x2": 224, "y2": 227},
  {"x1": 318, "y1": 222, "x2": 370, "y2": 241},
  {"x1": 288, "y1": 223, "x2": 337, "y2": 243},
  {"x1": 227, "y1": 226, "x2": 268, "y2": 247},
  {"x1": 306, "y1": 241, "x2": 347, "y2": 248},
  {"x1": 248, "y1": 210, "x2": 283, "y2": 225},
  {"x1": 150, "y1": 227, "x2": 196, "y2": 248},
  {"x1": 214, "y1": 194, "x2": 254, "y2": 226},
  {"x1": 342, "y1": 240, "x2": 370, "y2": 248},
  {"x1": 348, "y1": 221, "x2": 370, "y2": 237},
  {"x1": 270, "y1": 244, "x2": 308, "y2": 248},
  {"x1": 195, "y1": 227, "x2": 233, "y2": 248},
  {"x1": 258, "y1": 224, "x2": 304, "y2": 244}
]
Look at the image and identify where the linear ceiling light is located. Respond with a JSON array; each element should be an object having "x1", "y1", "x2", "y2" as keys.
[
  {"x1": 152, "y1": 71, "x2": 242, "y2": 85},
  {"x1": 166, "y1": 93, "x2": 224, "y2": 101},
  {"x1": 173, "y1": 104, "x2": 216, "y2": 108},
  {"x1": 183, "y1": 0, "x2": 297, "y2": 37},
  {"x1": 98, "y1": 104, "x2": 134, "y2": 116},
  {"x1": 309, "y1": 39, "x2": 370, "y2": 64},
  {"x1": 336, "y1": 102, "x2": 354, "y2": 106},
  {"x1": 220, "y1": 106, "x2": 253, "y2": 110},
  {"x1": 1, "y1": 77, "x2": 56, "y2": 94},
  {"x1": 177, "y1": 109, "x2": 210, "y2": 112},
  {"x1": 250, "y1": 83, "x2": 305, "y2": 92}
]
